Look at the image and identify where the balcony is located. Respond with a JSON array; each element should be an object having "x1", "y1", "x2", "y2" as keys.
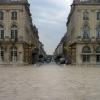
[
  {"x1": 96, "y1": 37, "x2": 100, "y2": 43},
  {"x1": 76, "y1": 35, "x2": 91, "y2": 43},
  {"x1": 5, "y1": 36, "x2": 18, "y2": 42},
  {"x1": 5, "y1": 36, "x2": 10, "y2": 41},
  {"x1": 10, "y1": 38, "x2": 18, "y2": 42},
  {"x1": 0, "y1": 38, "x2": 4, "y2": 42},
  {"x1": 81, "y1": 34, "x2": 91, "y2": 42},
  {"x1": 0, "y1": 36, "x2": 27, "y2": 45}
]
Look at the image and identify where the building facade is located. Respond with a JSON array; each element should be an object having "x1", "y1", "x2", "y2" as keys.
[
  {"x1": 0, "y1": 0, "x2": 39, "y2": 64},
  {"x1": 38, "y1": 41, "x2": 46, "y2": 62},
  {"x1": 66, "y1": 0, "x2": 100, "y2": 65},
  {"x1": 54, "y1": 34, "x2": 67, "y2": 63}
]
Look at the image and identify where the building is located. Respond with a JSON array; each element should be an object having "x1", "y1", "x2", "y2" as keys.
[
  {"x1": 54, "y1": 43, "x2": 63, "y2": 59},
  {"x1": 38, "y1": 41, "x2": 46, "y2": 62},
  {"x1": 66, "y1": 0, "x2": 100, "y2": 65},
  {"x1": 54, "y1": 33, "x2": 67, "y2": 63},
  {"x1": 0, "y1": 0, "x2": 39, "y2": 64}
]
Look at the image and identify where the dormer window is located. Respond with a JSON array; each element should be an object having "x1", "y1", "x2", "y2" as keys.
[{"x1": 11, "y1": 11, "x2": 17, "y2": 20}]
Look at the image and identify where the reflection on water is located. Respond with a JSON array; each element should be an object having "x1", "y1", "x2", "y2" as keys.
[{"x1": 0, "y1": 64, "x2": 100, "y2": 100}]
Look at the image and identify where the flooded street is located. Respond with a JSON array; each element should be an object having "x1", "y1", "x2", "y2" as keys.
[{"x1": 0, "y1": 64, "x2": 100, "y2": 100}]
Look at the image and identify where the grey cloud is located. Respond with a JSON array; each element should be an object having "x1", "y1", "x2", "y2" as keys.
[{"x1": 28, "y1": 0, "x2": 72, "y2": 54}]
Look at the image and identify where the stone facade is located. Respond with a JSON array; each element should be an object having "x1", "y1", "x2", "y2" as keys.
[
  {"x1": 0, "y1": 0, "x2": 39, "y2": 64},
  {"x1": 65, "y1": 0, "x2": 100, "y2": 65},
  {"x1": 38, "y1": 41, "x2": 46, "y2": 62},
  {"x1": 54, "y1": 34, "x2": 67, "y2": 63}
]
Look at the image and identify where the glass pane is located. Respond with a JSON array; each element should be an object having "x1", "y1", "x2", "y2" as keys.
[{"x1": 96, "y1": 55, "x2": 100, "y2": 62}]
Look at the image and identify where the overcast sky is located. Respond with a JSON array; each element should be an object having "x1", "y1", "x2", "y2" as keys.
[{"x1": 28, "y1": 0, "x2": 73, "y2": 54}]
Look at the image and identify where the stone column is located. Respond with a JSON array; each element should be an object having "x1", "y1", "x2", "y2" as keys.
[
  {"x1": 18, "y1": 50, "x2": 24, "y2": 64},
  {"x1": 5, "y1": 46, "x2": 10, "y2": 64},
  {"x1": 91, "y1": 55, "x2": 96, "y2": 65},
  {"x1": 0, "y1": 56, "x2": 3, "y2": 64},
  {"x1": 76, "y1": 44, "x2": 83, "y2": 65}
]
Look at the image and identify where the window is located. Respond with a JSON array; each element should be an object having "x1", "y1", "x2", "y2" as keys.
[
  {"x1": 82, "y1": 46, "x2": 91, "y2": 63},
  {"x1": 96, "y1": 0, "x2": 100, "y2": 3},
  {"x1": 11, "y1": 11, "x2": 17, "y2": 20},
  {"x1": 83, "y1": 24, "x2": 90, "y2": 39},
  {"x1": 83, "y1": 11, "x2": 89, "y2": 20},
  {"x1": 0, "y1": 11, "x2": 4, "y2": 20},
  {"x1": 97, "y1": 12, "x2": 100, "y2": 20},
  {"x1": 96, "y1": 55, "x2": 100, "y2": 63},
  {"x1": 83, "y1": 55, "x2": 90, "y2": 62},
  {"x1": 11, "y1": 47, "x2": 18, "y2": 62},
  {"x1": 0, "y1": 25, "x2": 4, "y2": 39},
  {"x1": 96, "y1": 24, "x2": 100, "y2": 38},
  {"x1": 11, "y1": 25, "x2": 18, "y2": 40},
  {"x1": 96, "y1": 46, "x2": 100, "y2": 63},
  {"x1": 0, "y1": 47, "x2": 4, "y2": 61}
]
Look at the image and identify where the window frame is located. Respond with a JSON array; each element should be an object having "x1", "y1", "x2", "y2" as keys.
[
  {"x1": 10, "y1": 47, "x2": 18, "y2": 62},
  {"x1": 0, "y1": 11, "x2": 4, "y2": 20},
  {"x1": 0, "y1": 46, "x2": 4, "y2": 61},
  {"x1": 11, "y1": 11, "x2": 17, "y2": 20},
  {"x1": 82, "y1": 46, "x2": 91, "y2": 63},
  {"x1": 0, "y1": 25, "x2": 4, "y2": 39},
  {"x1": 96, "y1": 24, "x2": 100, "y2": 38},
  {"x1": 97, "y1": 12, "x2": 100, "y2": 20},
  {"x1": 11, "y1": 25, "x2": 18, "y2": 40},
  {"x1": 83, "y1": 11, "x2": 89, "y2": 20},
  {"x1": 96, "y1": 46, "x2": 100, "y2": 63},
  {"x1": 83, "y1": 55, "x2": 90, "y2": 63},
  {"x1": 82, "y1": 25, "x2": 90, "y2": 39}
]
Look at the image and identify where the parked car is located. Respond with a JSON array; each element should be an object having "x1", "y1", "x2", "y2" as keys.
[{"x1": 59, "y1": 58, "x2": 65, "y2": 64}]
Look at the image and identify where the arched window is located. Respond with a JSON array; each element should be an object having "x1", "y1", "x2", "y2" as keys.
[
  {"x1": 82, "y1": 46, "x2": 91, "y2": 63},
  {"x1": 10, "y1": 46, "x2": 18, "y2": 62},
  {"x1": 83, "y1": 11, "x2": 89, "y2": 20},
  {"x1": 82, "y1": 46, "x2": 91, "y2": 53},
  {"x1": 11, "y1": 24, "x2": 18, "y2": 40},
  {"x1": 0, "y1": 11, "x2": 4, "y2": 20},
  {"x1": 96, "y1": 24, "x2": 100, "y2": 38},
  {"x1": 83, "y1": 24, "x2": 90, "y2": 39},
  {"x1": 0, "y1": 46, "x2": 4, "y2": 61},
  {"x1": 0, "y1": 25, "x2": 4, "y2": 39},
  {"x1": 11, "y1": 11, "x2": 17, "y2": 20},
  {"x1": 96, "y1": 46, "x2": 100, "y2": 63}
]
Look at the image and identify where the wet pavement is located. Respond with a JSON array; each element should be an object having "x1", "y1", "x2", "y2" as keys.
[{"x1": 0, "y1": 64, "x2": 100, "y2": 100}]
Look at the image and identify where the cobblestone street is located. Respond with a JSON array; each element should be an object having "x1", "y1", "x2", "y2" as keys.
[{"x1": 0, "y1": 64, "x2": 100, "y2": 100}]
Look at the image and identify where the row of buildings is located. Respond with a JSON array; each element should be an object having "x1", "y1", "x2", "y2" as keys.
[
  {"x1": 54, "y1": 0, "x2": 100, "y2": 65},
  {"x1": 0, "y1": 0, "x2": 46, "y2": 65}
]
